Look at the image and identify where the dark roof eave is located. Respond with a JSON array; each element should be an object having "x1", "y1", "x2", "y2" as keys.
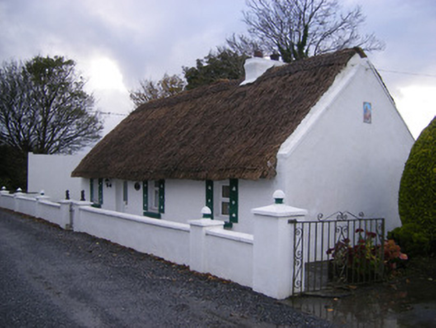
[{"x1": 71, "y1": 166, "x2": 277, "y2": 181}]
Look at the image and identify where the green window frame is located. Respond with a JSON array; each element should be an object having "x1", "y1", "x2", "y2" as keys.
[
  {"x1": 207, "y1": 179, "x2": 238, "y2": 228},
  {"x1": 90, "y1": 178, "x2": 94, "y2": 203},
  {"x1": 143, "y1": 181, "x2": 148, "y2": 213},
  {"x1": 206, "y1": 180, "x2": 214, "y2": 218},
  {"x1": 123, "y1": 181, "x2": 128, "y2": 204},
  {"x1": 98, "y1": 178, "x2": 103, "y2": 205},
  {"x1": 229, "y1": 179, "x2": 238, "y2": 224},
  {"x1": 90, "y1": 178, "x2": 103, "y2": 208},
  {"x1": 158, "y1": 180, "x2": 165, "y2": 214},
  {"x1": 143, "y1": 179, "x2": 165, "y2": 219}
]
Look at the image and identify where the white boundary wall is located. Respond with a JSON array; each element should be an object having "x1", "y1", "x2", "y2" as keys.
[
  {"x1": 74, "y1": 206, "x2": 191, "y2": 265},
  {"x1": 28, "y1": 153, "x2": 86, "y2": 201},
  {"x1": 0, "y1": 188, "x2": 303, "y2": 299}
]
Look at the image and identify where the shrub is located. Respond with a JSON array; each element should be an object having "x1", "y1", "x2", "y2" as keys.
[
  {"x1": 398, "y1": 116, "x2": 436, "y2": 254},
  {"x1": 327, "y1": 229, "x2": 407, "y2": 281},
  {"x1": 388, "y1": 223, "x2": 432, "y2": 257}
]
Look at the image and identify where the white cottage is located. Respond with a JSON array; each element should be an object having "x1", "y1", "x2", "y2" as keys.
[{"x1": 72, "y1": 48, "x2": 414, "y2": 234}]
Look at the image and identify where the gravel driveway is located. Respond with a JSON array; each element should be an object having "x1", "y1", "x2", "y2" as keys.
[{"x1": 0, "y1": 208, "x2": 332, "y2": 327}]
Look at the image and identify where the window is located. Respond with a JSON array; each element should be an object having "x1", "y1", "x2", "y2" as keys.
[
  {"x1": 150, "y1": 180, "x2": 160, "y2": 210},
  {"x1": 90, "y1": 178, "x2": 103, "y2": 208},
  {"x1": 123, "y1": 181, "x2": 128, "y2": 204},
  {"x1": 228, "y1": 179, "x2": 238, "y2": 224},
  {"x1": 143, "y1": 180, "x2": 165, "y2": 218},
  {"x1": 221, "y1": 185, "x2": 230, "y2": 216},
  {"x1": 205, "y1": 180, "x2": 214, "y2": 217},
  {"x1": 207, "y1": 179, "x2": 238, "y2": 227},
  {"x1": 90, "y1": 178, "x2": 94, "y2": 202},
  {"x1": 98, "y1": 178, "x2": 103, "y2": 205}
]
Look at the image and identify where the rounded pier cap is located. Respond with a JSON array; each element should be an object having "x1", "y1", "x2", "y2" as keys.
[
  {"x1": 201, "y1": 206, "x2": 212, "y2": 218},
  {"x1": 273, "y1": 190, "x2": 285, "y2": 204}
]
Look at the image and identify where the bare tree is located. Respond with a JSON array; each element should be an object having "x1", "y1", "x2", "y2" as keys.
[
  {"x1": 227, "y1": 0, "x2": 385, "y2": 62},
  {"x1": 130, "y1": 73, "x2": 186, "y2": 107},
  {"x1": 0, "y1": 56, "x2": 103, "y2": 154}
]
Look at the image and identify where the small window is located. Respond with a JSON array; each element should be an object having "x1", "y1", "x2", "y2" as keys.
[
  {"x1": 90, "y1": 178, "x2": 103, "y2": 208},
  {"x1": 205, "y1": 180, "x2": 214, "y2": 217},
  {"x1": 123, "y1": 181, "x2": 128, "y2": 204},
  {"x1": 150, "y1": 180, "x2": 160, "y2": 210},
  {"x1": 213, "y1": 179, "x2": 238, "y2": 228},
  {"x1": 90, "y1": 178, "x2": 94, "y2": 203},
  {"x1": 143, "y1": 180, "x2": 165, "y2": 219},
  {"x1": 98, "y1": 178, "x2": 103, "y2": 205},
  {"x1": 221, "y1": 185, "x2": 230, "y2": 216}
]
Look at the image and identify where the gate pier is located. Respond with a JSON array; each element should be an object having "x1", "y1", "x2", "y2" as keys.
[{"x1": 252, "y1": 190, "x2": 307, "y2": 299}]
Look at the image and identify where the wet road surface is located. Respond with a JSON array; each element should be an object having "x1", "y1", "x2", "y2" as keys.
[{"x1": 0, "y1": 209, "x2": 329, "y2": 327}]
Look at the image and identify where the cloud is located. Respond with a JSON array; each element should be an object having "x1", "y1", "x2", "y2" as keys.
[{"x1": 1, "y1": 0, "x2": 434, "y2": 136}]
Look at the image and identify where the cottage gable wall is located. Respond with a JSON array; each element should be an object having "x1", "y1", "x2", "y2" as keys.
[
  {"x1": 276, "y1": 57, "x2": 414, "y2": 233},
  {"x1": 28, "y1": 153, "x2": 86, "y2": 201}
]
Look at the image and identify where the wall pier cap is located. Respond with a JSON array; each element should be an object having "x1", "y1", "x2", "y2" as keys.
[{"x1": 251, "y1": 190, "x2": 308, "y2": 217}]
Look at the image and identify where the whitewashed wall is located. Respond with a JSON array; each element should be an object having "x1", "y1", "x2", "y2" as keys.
[
  {"x1": 15, "y1": 195, "x2": 37, "y2": 216},
  {"x1": 89, "y1": 177, "x2": 277, "y2": 235},
  {"x1": 74, "y1": 206, "x2": 191, "y2": 265},
  {"x1": 0, "y1": 193, "x2": 15, "y2": 210},
  {"x1": 237, "y1": 179, "x2": 277, "y2": 234},
  {"x1": 28, "y1": 153, "x2": 86, "y2": 201},
  {"x1": 204, "y1": 229, "x2": 253, "y2": 287},
  {"x1": 164, "y1": 180, "x2": 205, "y2": 222},
  {"x1": 277, "y1": 55, "x2": 414, "y2": 234},
  {"x1": 0, "y1": 187, "x2": 357, "y2": 299}
]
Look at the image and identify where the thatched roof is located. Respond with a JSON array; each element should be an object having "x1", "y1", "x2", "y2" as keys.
[{"x1": 72, "y1": 48, "x2": 366, "y2": 181}]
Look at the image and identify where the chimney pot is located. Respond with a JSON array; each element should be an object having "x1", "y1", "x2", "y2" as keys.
[
  {"x1": 270, "y1": 53, "x2": 280, "y2": 61},
  {"x1": 240, "y1": 55, "x2": 286, "y2": 86},
  {"x1": 254, "y1": 50, "x2": 263, "y2": 58}
]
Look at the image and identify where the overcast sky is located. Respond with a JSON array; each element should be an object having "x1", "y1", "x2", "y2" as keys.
[{"x1": 1, "y1": 0, "x2": 435, "y2": 138}]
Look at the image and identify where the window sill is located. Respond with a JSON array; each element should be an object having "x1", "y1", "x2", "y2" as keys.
[
  {"x1": 224, "y1": 221, "x2": 233, "y2": 229},
  {"x1": 144, "y1": 211, "x2": 161, "y2": 219}
]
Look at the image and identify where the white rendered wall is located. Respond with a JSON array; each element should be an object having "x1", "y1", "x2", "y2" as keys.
[
  {"x1": 164, "y1": 179, "x2": 205, "y2": 223},
  {"x1": 85, "y1": 176, "x2": 278, "y2": 234},
  {"x1": 102, "y1": 179, "x2": 116, "y2": 211},
  {"x1": 28, "y1": 153, "x2": 86, "y2": 201},
  {"x1": 123, "y1": 180, "x2": 144, "y2": 216},
  {"x1": 235, "y1": 179, "x2": 277, "y2": 234},
  {"x1": 75, "y1": 206, "x2": 191, "y2": 265},
  {"x1": 91, "y1": 179, "x2": 207, "y2": 223},
  {"x1": 166, "y1": 178, "x2": 277, "y2": 234},
  {"x1": 204, "y1": 230, "x2": 253, "y2": 287},
  {"x1": 277, "y1": 57, "x2": 414, "y2": 233},
  {"x1": 2, "y1": 189, "x2": 306, "y2": 299}
]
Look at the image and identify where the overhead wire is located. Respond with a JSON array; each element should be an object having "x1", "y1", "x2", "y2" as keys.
[{"x1": 378, "y1": 69, "x2": 436, "y2": 78}]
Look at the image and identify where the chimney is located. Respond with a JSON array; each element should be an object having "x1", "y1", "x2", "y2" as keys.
[
  {"x1": 240, "y1": 52, "x2": 285, "y2": 86},
  {"x1": 270, "y1": 53, "x2": 280, "y2": 61},
  {"x1": 254, "y1": 50, "x2": 263, "y2": 58}
]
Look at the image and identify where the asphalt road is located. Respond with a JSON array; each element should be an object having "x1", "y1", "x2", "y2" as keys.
[{"x1": 0, "y1": 209, "x2": 331, "y2": 328}]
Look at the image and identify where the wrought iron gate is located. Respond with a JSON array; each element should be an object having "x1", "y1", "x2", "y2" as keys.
[{"x1": 290, "y1": 211, "x2": 385, "y2": 295}]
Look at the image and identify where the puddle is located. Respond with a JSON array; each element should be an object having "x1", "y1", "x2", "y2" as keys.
[{"x1": 283, "y1": 277, "x2": 436, "y2": 327}]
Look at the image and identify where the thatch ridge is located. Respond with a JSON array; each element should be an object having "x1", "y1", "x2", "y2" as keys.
[{"x1": 72, "y1": 48, "x2": 364, "y2": 181}]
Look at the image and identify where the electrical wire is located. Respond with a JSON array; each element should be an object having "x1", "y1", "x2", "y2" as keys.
[{"x1": 378, "y1": 69, "x2": 436, "y2": 78}]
